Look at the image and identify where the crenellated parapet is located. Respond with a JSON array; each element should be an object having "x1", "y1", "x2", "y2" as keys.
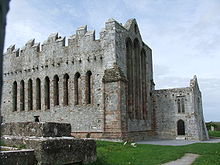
[{"x1": 4, "y1": 18, "x2": 150, "y2": 77}]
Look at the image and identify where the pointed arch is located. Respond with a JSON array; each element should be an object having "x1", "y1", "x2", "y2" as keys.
[
  {"x1": 28, "y1": 79, "x2": 33, "y2": 110},
  {"x1": 177, "y1": 119, "x2": 185, "y2": 135},
  {"x1": 63, "y1": 74, "x2": 69, "y2": 106},
  {"x1": 74, "y1": 72, "x2": 81, "y2": 105},
  {"x1": 12, "y1": 81, "x2": 17, "y2": 111},
  {"x1": 36, "y1": 78, "x2": 41, "y2": 110},
  {"x1": 181, "y1": 98, "x2": 185, "y2": 113},
  {"x1": 45, "y1": 76, "x2": 50, "y2": 109},
  {"x1": 177, "y1": 99, "x2": 181, "y2": 113},
  {"x1": 20, "y1": 80, "x2": 25, "y2": 111},
  {"x1": 126, "y1": 38, "x2": 133, "y2": 119},
  {"x1": 133, "y1": 38, "x2": 141, "y2": 119},
  {"x1": 53, "y1": 75, "x2": 59, "y2": 106},
  {"x1": 85, "y1": 71, "x2": 92, "y2": 104},
  {"x1": 141, "y1": 48, "x2": 147, "y2": 119}
]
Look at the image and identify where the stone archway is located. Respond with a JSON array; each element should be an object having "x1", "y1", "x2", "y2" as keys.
[{"x1": 177, "y1": 119, "x2": 185, "y2": 135}]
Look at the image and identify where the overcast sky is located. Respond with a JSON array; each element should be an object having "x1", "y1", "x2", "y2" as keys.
[{"x1": 4, "y1": 0, "x2": 220, "y2": 121}]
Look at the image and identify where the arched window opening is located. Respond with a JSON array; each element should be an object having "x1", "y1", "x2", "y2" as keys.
[
  {"x1": 126, "y1": 38, "x2": 133, "y2": 119},
  {"x1": 134, "y1": 38, "x2": 141, "y2": 119},
  {"x1": 86, "y1": 71, "x2": 92, "y2": 104},
  {"x1": 45, "y1": 77, "x2": 50, "y2": 109},
  {"x1": 177, "y1": 119, "x2": 185, "y2": 135},
  {"x1": 53, "y1": 75, "x2": 59, "y2": 106},
  {"x1": 12, "y1": 81, "x2": 17, "y2": 111},
  {"x1": 63, "y1": 74, "x2": 69, "y2": 106},
  {"x1": 36, "y1": 78, "x2": 41, "y2": 110},
  {"x1": 181, "y1": 98, "x2": 185, "y2": 113},
  {"x1": 28, "y1": 79, "x2": 33, "y2": 110},
  {"x1": 141, "y1": 49, "x2": 147, "y2": 120},
  {"x1": 74, "y1": 72, "x2": 81, "y2": 105},
  {"x1": 177, "y1": 97, "x2": 185, "y2": 113},
  {"x1": 20, "y1": 80, "x2": 25, "y2": 111},
  {"x1": 177, "y1": 99, "x2": 181, "y2": 113}
]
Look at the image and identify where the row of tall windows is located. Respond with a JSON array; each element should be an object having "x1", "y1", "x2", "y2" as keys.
[
  {"x1": 126, "y1": 38, "x2": 148, "y2": 120},
  {"x1": 12, "y1": 71, "x2": 92, "y2": 111}
]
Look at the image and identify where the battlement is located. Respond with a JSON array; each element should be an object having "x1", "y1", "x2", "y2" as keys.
[
  {"x1": 5, "y1": 25, "x2": 96, "y2": 57},
  {"x1": 5, "y1": 18, "x2": 139, "y2": 57}
]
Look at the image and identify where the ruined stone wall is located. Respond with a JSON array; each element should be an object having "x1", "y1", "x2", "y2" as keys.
[
  {"x1": 1, "y1": 18, "x2": 154, "y2": 140},
  {"x1": 0, "y1": 0, "x2": 10, "y2": 121},
  {"x1": 1, "y1": 21, "x2": 116, "y2": 134},
  {"x1": 112, "y1": 19, "x2": 153, "y2": 133},
  {"x1": 153, "y1": 76, "x2": 208, "y2": 141},
  {"x1": 189, "y1": 76, "x2": 209, "y2": 140}
]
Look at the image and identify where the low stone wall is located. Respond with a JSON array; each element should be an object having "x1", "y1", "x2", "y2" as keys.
[
  {"x1": 1, "y1": 122, "x2": 97, "y2": 165},
  {"x1": 2, "y1": 135, "x2": 96, "y2": 165},
  {"x1": 1, "y1": 122, "x2": 71, "y2": 137},
  {"x1": 0, "y1": 148, "x2": 37, "y2": 165}
]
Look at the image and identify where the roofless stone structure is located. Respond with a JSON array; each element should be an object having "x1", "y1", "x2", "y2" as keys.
[{"x1": 1, "y1": 18, "x2": 208, "y2": 141}]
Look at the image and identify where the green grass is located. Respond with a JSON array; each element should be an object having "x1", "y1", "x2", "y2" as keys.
[
  {"x1": 209, "y1": 131, "x2": 220, "y2": 137},
  {"x1": 88, "y1": 141, "x2": 220, "y2": 165}
]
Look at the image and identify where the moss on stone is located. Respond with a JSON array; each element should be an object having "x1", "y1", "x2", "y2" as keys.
[{"x1": 102, "y1": 65, "x2": 127, "y2": 83}]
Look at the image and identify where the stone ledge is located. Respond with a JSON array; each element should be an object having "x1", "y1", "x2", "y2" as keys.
[
  {"x1": 1, "y1": 122, "x2": 71, "y2": 137},
  {"x1": 2, "y1": 135, "x2": 96, "y2": 165},
  {"x1": 0, "y1": 148, "x2": 37, "y2": 165}
]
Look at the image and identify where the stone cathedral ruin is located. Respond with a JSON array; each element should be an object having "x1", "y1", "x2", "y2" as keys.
[{"x1": 1, "y1": 18, "x2": 209, "y2": 141}]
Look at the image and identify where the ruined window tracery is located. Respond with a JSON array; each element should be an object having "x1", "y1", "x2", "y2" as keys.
[
  {"x1": 20, "y1": 80, "x2": 25, "y2": 111},
  {"x1": 134, "y1": 38, "x2": 141, "y2": 119},
  {"x1": 36, "y1": 78, "x2": 41, "y2": 110},
  {"x1": 177, "y1": 96, "x2": 185, "y2": 113},
  {"x1": 141, "y1": 49, "x2": 147, "y2": 120},
  {"x1": 12, "y1": 81, "x2": 17, "y2": 111},
  {"x1": 74, "y1": 72, "x2": 81, "y2": 105},
  {"x1": 28, "y1": 79, "x2": 33, "y2": 110},
  {"x1": 45, "y1": 76, "x2": 50, "y2": 109},
  {"x1": 126, "y1": 38, "x2": 133, "y2": 119},
  {"x1": 53, "y1": 75, "x2": 59, "y2": 106},
  {"x1": 181, "y1": 98, "x2": 185, "y2": 113},
  {"x1": 177, "y1": 99, "x2": 181, "y2": 113},
  {"x1": 63, "y1": 74, "x2": 69, "y2": 106},
  {"x1": 85, "y1": 71, "x2": 92, "y2": 104}
]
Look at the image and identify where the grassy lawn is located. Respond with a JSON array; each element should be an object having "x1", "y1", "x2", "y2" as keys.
[
  {"x1": 89, "y1": 140, "x2": 220, "y2": 165},
  {"x1": 209, "y1": 131, "x2": 220, "y2": 137}
]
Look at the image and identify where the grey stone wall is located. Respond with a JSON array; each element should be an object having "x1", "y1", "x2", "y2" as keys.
[
  {"x1": 1, "y1": 122, "x2": 71, "y2": 137},
  {"x1": 1, "y1": 17, "x2": 207, "y2": 141},
  {"x1": 2, "y1": 22, "x2": 108, "y2": 133},
  {"x1": 0, "y1": 0, "x2": 10, "y2": 122},
  {"x1": 153, "y1": 76, "x2": 208, "y2": 140},
  {"x1": 1, "y1": 18, "x2": 154, "y2": 140},
  {"x1": 112, "y1": 18, "x2": 153, "y2": 133}
]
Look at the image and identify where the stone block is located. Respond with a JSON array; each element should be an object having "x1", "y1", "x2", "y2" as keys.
[
  {"x1": 1, "y1": 122, "x2": 71, "y2": 137},
  {"x1": 0, "y1": 149, "x2": 37, "y2": 165},
  {"x1": 2, "y1": 136, "x2": 96, "y2": 165}
]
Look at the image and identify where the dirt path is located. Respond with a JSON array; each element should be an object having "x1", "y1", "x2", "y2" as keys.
[{"x1": 161, "y1": 153, "x2": 200, "y2": 165}]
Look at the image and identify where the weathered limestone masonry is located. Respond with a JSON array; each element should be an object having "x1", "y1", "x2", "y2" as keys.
[
  {"x1": 1, "y1": 18, "x2": 208, "y2": 141},
  {"x1": 1, "y1": 122, "x2": 96, "y2": 165},
  {"x1": 152, "y1": 76, "x2": 209, "y2": 140},
  {"x1": 0, "y1": 0, "x2": 10, "y2": 120}
]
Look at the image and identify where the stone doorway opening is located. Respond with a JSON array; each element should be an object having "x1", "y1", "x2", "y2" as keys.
[{"x1": 177, "y1": 119, "x2": 185, "y2": 135}]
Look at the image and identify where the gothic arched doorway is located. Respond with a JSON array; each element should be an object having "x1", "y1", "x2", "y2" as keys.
[{"x1": 177, "y1": 119, "x2": 185, "y2": 135}]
